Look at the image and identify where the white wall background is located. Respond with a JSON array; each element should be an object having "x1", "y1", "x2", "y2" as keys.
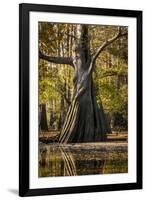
[{"x1": 0, "y1": 0, "x2": 145, "y2": 199}]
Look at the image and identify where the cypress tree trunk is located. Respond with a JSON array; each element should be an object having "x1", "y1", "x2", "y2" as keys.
[
  {"x1": 39, "y1": 103, "x2": 48, "y2": 131},
  {"x1": 58, "y1": 113, "x2": 62, "y2": 130},
  {"x1": 59, "y1": 25, "x2": 111, "y2": 143},
  {"x1": 49, "y1": 110, "x2": 54, "y2": 127}
]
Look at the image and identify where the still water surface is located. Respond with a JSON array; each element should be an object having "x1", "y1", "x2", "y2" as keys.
[{"x1": 39, "y1": 142, "x2": 128, "y2": 177}]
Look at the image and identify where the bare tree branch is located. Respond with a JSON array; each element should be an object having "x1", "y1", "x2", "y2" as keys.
[
  {"x1": 88, "y1": 28, "x2": 128, "y2": 74},
  {"x1": 39, "y1": 50, "x2": 74, "y2": 66}
]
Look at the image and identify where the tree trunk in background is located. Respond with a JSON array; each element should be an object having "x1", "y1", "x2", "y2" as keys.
[
  {"x1": 59, "y1": 25, "x2": 110, "y2": 143},
  {"x1": 58, "y1": 113, "x2": 62, "y2": 130},
  {"x1": 67, "y1": 24, "x2": 71, "y2": 105},
  {"x1": 49, "y1": 110, "x2": 54, "y2": 127},
  {"x1": 39, "y1": 103, "x2": 48, "y2": 131}
]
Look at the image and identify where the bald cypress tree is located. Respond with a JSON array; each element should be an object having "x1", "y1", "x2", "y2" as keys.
[{"x1": 39, "y1": 24, "x2": 127, "y2": 143}]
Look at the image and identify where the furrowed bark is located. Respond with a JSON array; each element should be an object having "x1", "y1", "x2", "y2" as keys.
[{"x1": 59, "y1": 24, "x2": 113, "y2": 143}]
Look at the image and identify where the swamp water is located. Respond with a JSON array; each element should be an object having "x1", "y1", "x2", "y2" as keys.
[{"x1": 39, "y1": 142, "x2": 128, "y2": 177}]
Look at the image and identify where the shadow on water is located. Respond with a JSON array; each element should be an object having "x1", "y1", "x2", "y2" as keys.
[{"x1": 39, "y1": 143, "x2": 128, "y2": 177}]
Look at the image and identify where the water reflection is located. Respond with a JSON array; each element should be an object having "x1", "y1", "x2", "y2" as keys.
[
  {"x1": 39, "y1": 143, "x2": 128, "y2": 177},
  {"x1": 60, "y1": 146, "x2": 77, "y2": 176}
]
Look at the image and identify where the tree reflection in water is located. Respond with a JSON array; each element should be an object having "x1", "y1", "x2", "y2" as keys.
[
  {"x1": 39, "y1": 144, "x2": 106, "y2": 177},
  {"x1": 39, "y1": 143, "x2": 128, "y2": 177},
  {"x1": 39, "y1": 145, "x2": 78, "y2": 177}
]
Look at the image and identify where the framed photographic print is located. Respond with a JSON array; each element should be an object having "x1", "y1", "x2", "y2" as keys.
[{"x1": 19, "y1": 3, "x2": 142, "y2": 196}]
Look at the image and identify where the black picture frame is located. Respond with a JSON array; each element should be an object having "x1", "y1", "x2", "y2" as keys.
[{"x1": 19, "y1": 3, "x2": 143, "y2": 197}]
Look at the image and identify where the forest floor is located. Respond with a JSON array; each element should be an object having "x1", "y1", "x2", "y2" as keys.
[{"x1": 39, "y1": 131, "x2": 128, "y2": 144}]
